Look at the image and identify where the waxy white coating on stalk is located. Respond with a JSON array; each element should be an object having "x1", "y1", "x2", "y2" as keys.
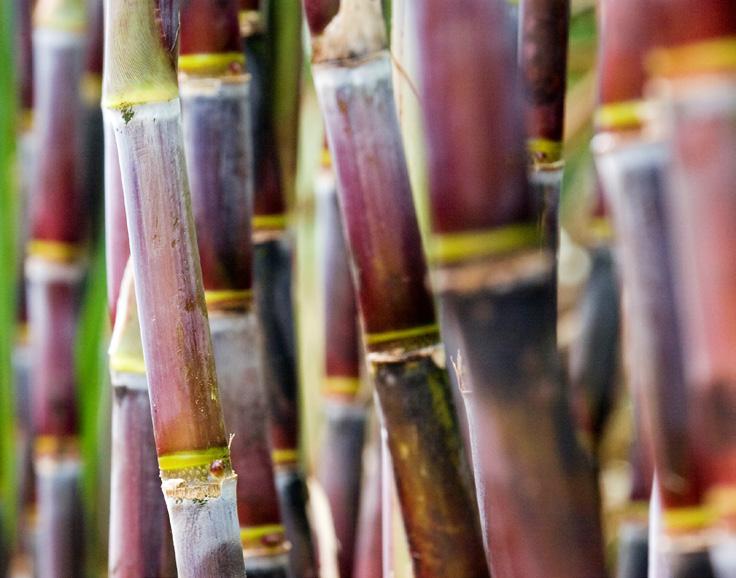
[
  {"x1": 311, "y1": 0, "x2": 386, "y2": 63},
  {"x1": 35, "y1": 456, "x2": 83, "y2": 577},
  {"x1": 163, "y1": 475, "x2": 243, "y2": 578}
]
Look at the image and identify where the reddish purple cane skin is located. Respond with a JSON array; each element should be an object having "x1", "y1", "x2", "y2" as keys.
[{"x1": 520, "y1": 0, "x2": 570, "y2": 144}]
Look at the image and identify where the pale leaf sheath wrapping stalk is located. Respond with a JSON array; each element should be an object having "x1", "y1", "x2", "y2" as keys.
[
  {"x1": 107, "y1": 97, "x2": 245, "y2": 577},
  {"x1": 314, "y1": 52, "x2": 489, "y2": 578},
  {"x1": 104, "y1": 121, "x2": 129, "y2": 320}
]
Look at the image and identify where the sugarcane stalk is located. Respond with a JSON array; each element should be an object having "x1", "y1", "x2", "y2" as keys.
[
  {"x1": 239, "y1": 3, "x2": 317, "y2": 575},
  {"x1": 615, "y1": 387, "x2": 654, "y2": 578},
  {"x1": 568, "y1": 188, "x2": 620, "y2": 454},
  {"x1": 353, "y1": 421, "x2": 382, "y2": 578},
  {"x1": 104, "y1": 80, "x2": 175, "y2": 576},
  {"x1": 413, "y1": 0, "x2": 606, "y2": 576},
  {"x1": 102, "y1": 0, "x2": 245, "y2": 574},
  {"x1": 27, "y1": 0, "x2": 89, "y2": 574},
  {"x1": 645, "y1": 4, "x2": 736, "y2": 572},
  {"x1": 592, "y1": 0, "x2": 719, "y2": 575},
  {"x1": 595, "y1": 137, "x2": 712, "y2": 578},
  {"x1": 178, "y1": 3, "x2": 291, "y2": 574},
  {"x1": 315, "y1": 150, "x2": 367, "y2": 578},
  {"x1": 519, "y1": 0, "x2": 570, "y2": 252},
  {"x1": 305, "y1": 3, "x2": 489, "y2": 576}
]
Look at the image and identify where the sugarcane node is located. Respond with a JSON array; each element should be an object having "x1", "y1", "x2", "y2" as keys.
[
  {"x1": 81, "y1": 72, "x2": 103, "y2": 105},
  {"x1": 308, "y1": 0, "x2": 386, "y2": 64},
  {"x1": 241, "y1": 524, "x2": 291, "y2": 557},
  {"x1": 595, "y1": 100, "x2": 652, "y2": 134},
  {"x1": 209, "y1": 459, "x2": 226, "y2": 477},
  {"x1": 647, "y1": 36, "x2": 736, "y2": 80},
  {"x1": 366, "y1": 342, "x2": 445, "y2": 368},
  {"x1": 162, "y1": 474, "x2": 238, "y2": 501},
  {"x1": 25, "y1": 255, "x2": 87, "y2": 284},
  {"x1": 34, "y1": 435, "x2": 81, "y2": 460},
  {"x1": 431, "y1": 247, "x2": 554, "y2": 296},
  {"x1": 179, "y1": 54, "x2": 246, "y2": 78},
  {"x1": 204, "y1": 290, "x2": 254, "y2": 314}
]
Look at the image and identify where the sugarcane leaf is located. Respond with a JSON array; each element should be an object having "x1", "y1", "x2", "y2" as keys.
[{"x1": 0, "y1": 0, "x2": 18, "y2": 558}]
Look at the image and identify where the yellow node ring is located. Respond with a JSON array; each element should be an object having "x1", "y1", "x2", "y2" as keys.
[
  {"x1": 365, "y1": 324, "x2": 440, "y2": 347},
  {"x1": 527, "y1": 138, "x2": 563, "y2": 164},
  {"x1": 158, "y1": 446, "x2": 230, "y2": 472},
  {"x1": 35, "y1": 435, "x2": 80, "y2": 457},
  {"x1": 428, "y1": 222, "x2": 543, "y2": 266},
  {"x1": 272, "y1": 449, "x2": 299, "y2": 466},
  {"x1": 663, "y1": 505, "x2": 716, "y2": 533},
  {"x1": 240, "y1": 524, "x2": 286, "y2": 544},
  {"x1": 205, "y1": 289, "x2": 253, "y2": 308},
  {"x1": 595, "y1": 100, "x2": 647, "y2": 132},
  {"x1": 179, "y1": 52, "x2": 245, "y2": 75},
  {"x1": 27, "y1": 239, "x2": 86, "y2": 264},
  {"x1": 253, "y1": 214, "x2": 288, "y2": 231},
  {"x1": 323, "y1": 376, "x2": 361, "y2": 397},
  {"x1": 648, "y1": 36, "x2": 736, "y2": 78}
]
